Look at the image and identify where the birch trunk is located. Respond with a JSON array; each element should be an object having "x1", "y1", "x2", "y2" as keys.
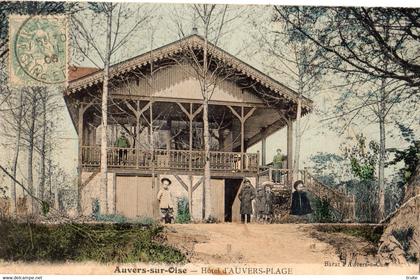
[
  {"x1": 10, "y1": 90, "x2": 24, "y2": 217},
  {"x1": 27, "y1": 93, "x2": 37, "y2": 215},
  {"x1": 39, "y1": 92, "x2": 47, "y2": 203},
  {"x1": 378, "y1": 116, "x2": 386, "y2": 220},
  {"x1": 378, "y1": 80, "x2": 386, "y2": 220},
  {"x1": 100, "y1": 8, "x2": 112, "y2": 215},
  {"x1": 202, "y1": 33, "x2": 212, "y2": 220},
  {"x1": 294, "y1": 96, "x2": 302, "y2": 180}
]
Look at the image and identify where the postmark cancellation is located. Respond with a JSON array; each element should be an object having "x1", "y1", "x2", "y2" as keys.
[{"x1": 8, "y1": 15, "x2": 68, "y2": 86}]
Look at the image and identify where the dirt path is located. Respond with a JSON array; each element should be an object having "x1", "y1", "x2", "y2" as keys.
[{"x1": 165, "y1": 223, "x2": 340, "y2": 264}]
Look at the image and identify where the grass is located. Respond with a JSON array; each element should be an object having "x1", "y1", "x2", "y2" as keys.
[
  {"x1": 313, "y1": 224, "x2": 384, "y2": 244},
  {"x1": 0, "y1": 219, "x2": 186, "y2": 263}
]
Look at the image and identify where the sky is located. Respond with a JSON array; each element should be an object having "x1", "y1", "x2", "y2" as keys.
[{"x1": 1, "y1": 1, "x2": 419, "y2": 188}]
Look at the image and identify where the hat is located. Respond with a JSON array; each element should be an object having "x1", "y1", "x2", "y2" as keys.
[
  {"x1": 161, "y1": 177, "x2": 171, "y2": 185},
  {"x1": 261, "y1": 181, "x2": 273, "y2": 187},
  {"x1": 293, "y1": 180, "x2": 304, "y2": 190},
  {"x1": 243, "y1": 177, "x2": 251, "y2": 183}
]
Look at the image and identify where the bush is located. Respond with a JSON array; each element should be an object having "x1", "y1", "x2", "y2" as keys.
[
  {"x1": 312, "y1": 198, "x2": 334, "y2": 223},
  {"x1": 0, "y1": 218, "x2": 185, "y2": 263},
  {"x1": 175, "y1": 197, "x2": 190, "y2": 224},
  {"x1": 392, "y1": 227, "x2": 418, "y2": 263},
  {"x1": 130, "y1": 216, "x2": 156, "y2": 226},
  {"x1": 314, "y1": 224, "x2": 383, "y2": 244}
]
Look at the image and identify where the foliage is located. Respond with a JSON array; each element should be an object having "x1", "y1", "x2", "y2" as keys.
[
  {"x1": 392, "y1": 227, "x2": 418, "y2": 263},
  {"x1": 387, "y1": 123, "x2": 420, "y2": 183},
  {"x1": 91, "y1": 198, "x2": 100, "y2": 219},
  {"x1": 312, "y1": 198, "x2": 333, "y2": 223},
  {"x1": 130, "y1": 216, "x2": 155, "y2": 225},
  {"x1": 0, "y1": 218, "x2": 185, "y2": 263},
  {"x1": 41, "y1": 201, "x2": 50, "y2": 216},
  {"x1": 314, "y1": 224, "x2": 383, "y2": 244},
  {"x1": 345, "y1": 179, "x2": 380, "y2": 223},
  {"x1": 342, "y1": 134, "x2": 379, "y2": 181},
  {"x1": 175, "y1": 196, "x2": 191, "y2": 224},
  {"x1": 308, "y1": 152, "x2": 353, "y2": 186},
  {"x1": 96, "y1": 214, "x2": 128, "y2": 224},
  {"x1": 273, "y1": 7, "x2": 420, "y2": 88}
]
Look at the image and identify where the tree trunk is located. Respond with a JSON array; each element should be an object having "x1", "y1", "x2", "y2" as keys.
[
  {"x1": 378, "y1": 84, "x2": 386, "y2": 220},
  {"x1": 294, "y1": 96, "x2": 302, "y2": 180},
  {"x1": 100, "y1": 8, "x2": 112, "y2": 215},
  {"x1": 203, "y1": 94, "x2": 212, "y2": 220},
  {"x1": 27, "y1": 92, "x2": 37, "y2": 215},
  {"x1": 10, "y1": 90, "x2": 24, "y2": 217},
  {"x1": 39, "y1": 92, "x2": 47, "y2": 204},
  {"x1": 202, "y1": 33, "x2": 212, "y2": 220}
]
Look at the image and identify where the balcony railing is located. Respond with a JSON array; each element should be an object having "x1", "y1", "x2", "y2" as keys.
[{"x1": 81, "y1": 146, "x2": 259, "y2": 173}]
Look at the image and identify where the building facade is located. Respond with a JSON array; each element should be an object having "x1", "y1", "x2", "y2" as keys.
[{"x1": 65, "y1": 35, "x2": 312, "y2": 222}]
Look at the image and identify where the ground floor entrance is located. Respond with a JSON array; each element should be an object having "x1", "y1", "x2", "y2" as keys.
[
  {"x1": 115, "y1": 175, "x2": 158, "y2": 219},
  {"x1": 81, "y1": 170, "x2": 256, "y2": 222}
]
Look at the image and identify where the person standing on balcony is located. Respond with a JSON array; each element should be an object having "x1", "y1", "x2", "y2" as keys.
[
  {"x1": 115, "y1": 131, "x2": 130, "y2": 165},
  {"x1": 272, "y1": 149, "x2": 286, "y2": 183},
  {"x1": 238, "y1": 178, "x2": 256, "y2": 224},
  {"x1": 157, "y1": 177, "x2": 174, "y2": 223}
]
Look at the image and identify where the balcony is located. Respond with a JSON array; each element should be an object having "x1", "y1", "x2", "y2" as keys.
[{"x1": 81, "y1": 146, "x2": 259, "y2": 174}]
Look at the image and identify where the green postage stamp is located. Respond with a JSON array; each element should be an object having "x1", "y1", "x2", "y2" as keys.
[{"x1": 9, "y1": 15, "x2": 68, "y2": 86}]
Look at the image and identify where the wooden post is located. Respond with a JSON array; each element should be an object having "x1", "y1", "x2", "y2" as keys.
[
  {"x1": 228, "y1": 106, "x2": 256, "y2": 173},
  {"x1": 287, "y1": 118, "x2": 293, "y2": 188},
  {"x1": 189, "y1": 175, "x2": 193, "y2": 219},
  {"x1": 240, "y1": 106, "x2": 244, "y2": 172},
  {"x1": 261, "y1": 129, "x2": 267, "y2": 166}
]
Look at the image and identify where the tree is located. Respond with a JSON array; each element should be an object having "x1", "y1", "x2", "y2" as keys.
[
  {"x1": 0, "y1": 2, "x2": 80, "y2": 217},
  {"x1": 1, "y1": 88, "x2": 27, "y2": 216},
  {"x1": 248, "y1": 7, "x2": 323, "y2": 180},
  {"x1": 387, "y1": 123, "x2": 420, "y2": 183},
  {"x1": 70, "y1": 2, "x2": 153, "y2": 214},
  {"x1": 274, "y1": 7, "x2": 420, "y2": 88},
  {"x1": 168, "y1": 4, "x2": 243, "y2": 219},
  {"x1": 275, "y1": 6, "x2": 419, "y2": 220}
]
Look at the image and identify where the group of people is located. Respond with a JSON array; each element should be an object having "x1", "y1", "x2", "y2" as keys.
[
  {"x1": 238, "y1": 178, "x2": 312, "y2": 224},
  {"x1": 156, "y1": 176, "x2": 313, "y2": 224}
]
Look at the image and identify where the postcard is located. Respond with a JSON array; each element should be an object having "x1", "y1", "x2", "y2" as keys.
[{"x1": 0, "y1": 1, "x2": 418, "y2": 277}]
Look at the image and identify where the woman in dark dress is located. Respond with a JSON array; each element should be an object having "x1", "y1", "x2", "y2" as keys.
[{"x1": 290, "y1": 180, "x2": 312, "y2": 215}]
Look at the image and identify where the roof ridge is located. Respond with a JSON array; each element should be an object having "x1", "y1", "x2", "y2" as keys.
[{"x1": 67, "y1": 34, "x2": 312, "y2": 108}]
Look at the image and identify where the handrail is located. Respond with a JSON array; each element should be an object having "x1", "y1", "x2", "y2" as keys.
[
  {"x1": 81, "y1": 145, "x2": 258, "y2": 172},
  {"x1": 300, "y1": 169, "x2": 356, "y2": 221}
]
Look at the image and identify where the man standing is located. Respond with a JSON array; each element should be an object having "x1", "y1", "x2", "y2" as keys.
[
  {"x1": 272, "y1": 149, "x2": 286, "y2": 183},
  {"x1": 238, "y1": 178, "x2": 256, "y2": 223},
  {"x1": 157, "y1": 177, "x2": 174, "y2": 223},
  {"x1": 115, "y1": 131, "x2": 130, "y2": 164}
]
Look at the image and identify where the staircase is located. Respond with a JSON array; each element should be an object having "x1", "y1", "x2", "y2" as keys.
[
  {"x1": 300, "y1": 169, "x2": 356, "y2": 222},
  {"x1": 257, "y1": 166, "x2": 356, "y2": 222}
]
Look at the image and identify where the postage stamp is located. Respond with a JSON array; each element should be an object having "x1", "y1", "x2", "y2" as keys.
[{"x1": 8, "y1": 15, "x2": 68, "y2": 86}]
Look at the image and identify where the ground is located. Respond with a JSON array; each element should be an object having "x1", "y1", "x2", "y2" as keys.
[
  {"x1": 1, "y1": 223, "x2": 417, "y2": 275},
  {"x1": 164, "y1": 223, "x2": 341, "y2": 264}
]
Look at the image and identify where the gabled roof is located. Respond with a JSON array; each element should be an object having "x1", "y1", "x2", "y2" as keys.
[
  {"x1": 67, "y1": 34, "x2": 312, "y2": 110},
  {"x1": 69, "y1": 66, "x2": 99, "y2": 81}
]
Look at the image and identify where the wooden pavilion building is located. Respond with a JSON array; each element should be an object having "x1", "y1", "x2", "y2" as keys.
[{"x1": 65, "y1": 34, "x2": 313, "y2": 222}]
